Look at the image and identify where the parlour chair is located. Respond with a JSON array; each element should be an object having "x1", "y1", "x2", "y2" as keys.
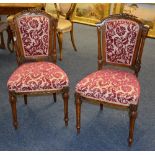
[
  {"x1": 75, "y1": 13, "x2": 149, "y2": 146},
  {"x1": 45, "y1": 3, "x2": 77, "y2": 61},
  {"x1": 7, "y1": 9, "x2": 69, "y2": 129}
]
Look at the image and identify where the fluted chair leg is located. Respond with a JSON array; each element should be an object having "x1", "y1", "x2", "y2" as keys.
[
  {"x1": 9, "y1": 93, "x2": 18, "y2": 129},
  {"x1": 24, "y1": 95, "x2": 27, "y2": 105},
  {"x1": 53, "y1": 93, "x2": 56, "y2": 102},
  {"x1": 57, "y1": 32, "x2": 63, "y2": 61},
  {"x1": 62, "y1": 88, "x2": 69, "y2": 126},
  {"x1": 75, "y1": 93, "x2": 82, "y2": 134},
  {"x1": 70, "y1": 24, "x2": 77, "y2": 51},
  {"x1": 128, "y1": 104, "x2": 138, "y2": 146}
]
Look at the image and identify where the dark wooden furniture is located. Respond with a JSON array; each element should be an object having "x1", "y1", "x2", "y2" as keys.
[
  {"x1": 45, "y1": 3, "x2": 77, "y2": 60},
  {"x1": 0, "y1": 3, "x2": 44, "y2": 15},
  {"x1": 0, "y1": 20, "x2": 8, "y2": 49},
  {"x1": 0, "y1": 3, "x2": 44, "y2": 52},
  {"x1": 75, "y1": 13, "x2": 149, "y2": 146},
  {"x1": 7, "y1": 9, "x2": 69, "y2": 129}
]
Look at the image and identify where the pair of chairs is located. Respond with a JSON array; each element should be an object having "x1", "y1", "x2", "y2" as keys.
[{"x1": 7, "y1": 9, "x2": 149, "y2": 146}]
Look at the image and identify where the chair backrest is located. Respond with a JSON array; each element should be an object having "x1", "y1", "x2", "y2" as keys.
[
  {"x1": 54, "y1": 3, "x2": 76, "y2": 20},
  {"x1": 96, "y1": 13, "x2": 149, "y2": 76},
  {"x1": 10, "y1": 9, "x2": 58, "y2": 65}
]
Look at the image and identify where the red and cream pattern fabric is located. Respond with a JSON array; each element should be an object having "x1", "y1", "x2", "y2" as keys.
[
  {"x1": 17, "y1": 15, "x2": 49, "y2": 57},
  {"x1": 7, "y1": 62, "x2": 69, "y2": 93},
  {"x1": 105, "y1": 19, "x2": 139, "y2": 65},
  {"x1": 76, "y1": 69, "x2": 140, "y2": 106}
]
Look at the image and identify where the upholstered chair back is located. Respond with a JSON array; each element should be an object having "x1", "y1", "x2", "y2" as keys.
[
  {"x1": 104, "y1": 19, "x2": 139, "y2": 66},
  {"x1": 59, "y1": 3, "x2": 72, "y2": 15},
  {"x1": 55, "y1": 3, "x2": 76, "y2": 20},
  {"x1": 97, "y1": 14, "x2": 149, "y2": 75},
  {"x1": 10, "y1": 9, "x2": 57, "y2": 65}
]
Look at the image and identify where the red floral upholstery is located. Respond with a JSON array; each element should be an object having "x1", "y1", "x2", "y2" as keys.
[
  {"x1": 76, "y1": 69, "x2": 140, "y2": 106},
  {"x1": 7, "y1": 62, "x2": 69, "y2": 93},
  {"x1": 105, "y1": 19, "x2": 139, "y2": 65},
  {"x1": 17, "y1": 15, "x2": 49, "y2": 57}
]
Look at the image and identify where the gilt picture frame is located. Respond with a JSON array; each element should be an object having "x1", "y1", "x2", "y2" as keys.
[
  {"x1": 113, "y1": 3, "x2": 155, "y2": 38},
  {"x1": 72, "y1": 3, "x2": 111, "y2": 26}
]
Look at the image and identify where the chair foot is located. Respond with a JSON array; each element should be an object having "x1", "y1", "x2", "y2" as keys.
[
  {"x1": 53, "y1": 93, "x2": 56, "y2": 102},
  {"x1": 77, "y1": 127, "x2": 80, "y2": 134},
  {"x1": 70, "y1": 24, "x2": 77, "y2": 51},
  {"x1": 24, "y1": 95, "x2": 27, "y2": 105},
  {"x1": 14, "y1": 122, "x2": 18, "y2": 129},
  {"x1": 75, "y1": 92, "x2": 81, "y2": 134},
  {"x1": 128, "y1": 138, "x2": 132, "y2": 147},
  {"x1": 65, "y1": 119, "x2": 68, "y2": 127},
  {"x1": 128, "y1": 104, "x2": 138, "y2": 146},
  {"x1": 62, "y1": 87, "x2": 69, "y2": 126},
  {"x1": 9, "y1": 93, "x2": 18, "y2": 129},
  {"x1": 100, "y1": 104, "x2": 103, "y2": 110}
]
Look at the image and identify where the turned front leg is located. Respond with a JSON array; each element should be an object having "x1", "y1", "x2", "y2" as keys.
[
  {"x1": 9, "y1": 93, "x2": 18, "y2": 129},
  {"x1": 128, "y1": 104, "x2": 138, "y2": 146},
  {"x1": 62, "y1": 88, "x2": 69, "y2": 126},
  {"x1": 75, "y1": 93, "x2": 82, "y2": 134}
]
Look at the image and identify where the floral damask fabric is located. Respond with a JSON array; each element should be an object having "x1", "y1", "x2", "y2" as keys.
[
  {"x1": 7, "y1": 62, "x2": 69, "y2": 93},
  {"x1": 17, "y1": 15, "x2": 49, "y2": 57},
  {"x1": 105, "y1": 19, "x2": 139, "y2": 65},
  {"x1": 76, "y1": 69, "x2": 140, "y2": 106}
]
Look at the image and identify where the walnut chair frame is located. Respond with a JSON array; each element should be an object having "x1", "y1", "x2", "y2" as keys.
[
  {"x1": 0, "y1": 18, "x2": 8, "y2": 49},
  {"x1": 75, "y1": 13, "x2": 149, "y2": 146},
  {"x1": 8, "y1": 9, "x2": 69, "y2": 129},
  {"x1": 54, "y1": 3, "x2": 77, "y2": 60}
]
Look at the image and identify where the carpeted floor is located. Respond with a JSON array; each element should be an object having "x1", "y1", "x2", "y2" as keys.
[{"x1": 0, "y1": 23, "x2": 155, "y2": 150}]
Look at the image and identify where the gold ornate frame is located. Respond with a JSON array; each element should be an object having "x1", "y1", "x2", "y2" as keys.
[
  {"x1": 113, "y1": 3, "x2": 155, "y2": 38},
  {"x1": 72, "y1": 3, "x2": 111, "y2": 26}
]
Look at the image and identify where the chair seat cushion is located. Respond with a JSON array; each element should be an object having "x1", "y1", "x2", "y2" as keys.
[
  {"x1": 47, "y1": 13, "x2": 71, "y2": 32},
  {"x1": 47, "y1": 13, "x2": 58, "y2": 19},
  {"x1": 75, "y1": 69, "x2": 140, "y2": 106},
  {"x1": 7, "y1": 62, "x2": 69, "y2": 93},
  {"x1": 57, "y1": 18, "x2": 72, "y2": 32}
]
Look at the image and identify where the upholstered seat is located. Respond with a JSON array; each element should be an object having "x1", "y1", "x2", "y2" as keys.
[
  {"x1": 7, "y1": 62, "x2": 69, "y2": 93},
  {"x1": 76, "y1": 69, "x2": 140, "y2": 106},
  {"x1": 57, "y1": 18, "x2": 72, "y2": 33}
]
